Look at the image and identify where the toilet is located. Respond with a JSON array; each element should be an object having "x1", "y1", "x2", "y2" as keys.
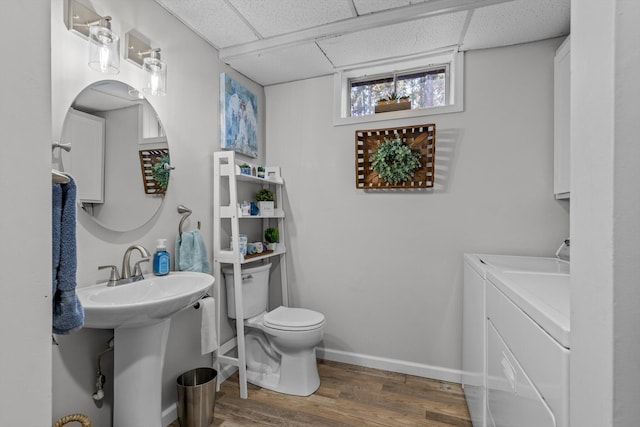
[{"x1": 223, "y1": 263, "x2": 326, "y2": 396}]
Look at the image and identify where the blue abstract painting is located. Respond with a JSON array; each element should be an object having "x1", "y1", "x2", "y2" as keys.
[{"x1": 220, "y1": 73, "x2": 258, "y2": 158}]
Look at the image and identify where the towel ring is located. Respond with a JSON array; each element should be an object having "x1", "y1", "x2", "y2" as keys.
[{"x1": 177, "y1": 205, "x2": 201, "y2": 235}]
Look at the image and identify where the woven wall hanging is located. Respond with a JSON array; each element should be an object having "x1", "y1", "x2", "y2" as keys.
[{"x1": 355, "y1": 124, "x2": 435, "y2": 189}]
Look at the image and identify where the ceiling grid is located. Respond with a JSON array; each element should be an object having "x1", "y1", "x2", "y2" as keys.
[{"x1": 154, "y1": 0, "x2": 569, "y2": 85}]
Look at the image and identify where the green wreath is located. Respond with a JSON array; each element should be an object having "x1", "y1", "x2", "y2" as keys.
[
  {"x1": 370, "y1": 134, "x2": 421, "y2": 184},
  {"x1": 152, "y1": 155, "x2": 171, "y2": 191}
]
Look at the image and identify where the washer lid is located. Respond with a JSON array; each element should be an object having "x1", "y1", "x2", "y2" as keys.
[{"x1": 264, "y1": 306, "x2": 325, "y2": 329}]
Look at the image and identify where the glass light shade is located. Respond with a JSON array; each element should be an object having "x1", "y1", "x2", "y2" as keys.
[
  {"x1": 88, "y1": 25, "x2": 120, "y2": 74},
  {"x1": 142, "y1": 56, "x2": 167, "y2": 96}
]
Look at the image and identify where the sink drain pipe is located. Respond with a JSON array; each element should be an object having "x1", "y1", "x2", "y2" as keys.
[{"x1": 92, "y1": 337, "x2": 114, "y2": 401}]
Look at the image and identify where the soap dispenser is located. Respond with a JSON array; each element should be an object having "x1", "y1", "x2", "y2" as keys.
[{"x1": 153, "y1": 239, "x2": 170, "y2": 276}]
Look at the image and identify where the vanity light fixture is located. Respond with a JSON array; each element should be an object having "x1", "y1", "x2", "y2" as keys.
[
  {"x1": 125, "y1": 31, "x2": 167, "y2": 96},
  {"x1": 67, "y1": 0, "x2": 120, "y2": 74}
]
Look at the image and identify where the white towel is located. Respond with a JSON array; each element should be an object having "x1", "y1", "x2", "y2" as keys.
[{"x1": 200, "y1": 297, "x2": 218, "y2": 355}]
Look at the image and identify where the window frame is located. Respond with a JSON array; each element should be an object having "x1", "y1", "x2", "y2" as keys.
[{"x1": 333, "y1": 48, "x2": 464, "y2": 126}]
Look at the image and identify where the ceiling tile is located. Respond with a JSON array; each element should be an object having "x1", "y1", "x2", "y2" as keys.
[
  {"x1": 319, "y1": 11, "x2": 467, "y2": 69},
  {"x1": 462, "y1": 0, "x2": 569, "y2": 50},
  {"x1": 225, "y1": 43, "x2": 335, "y2": 86},
  {"x1": 228, "y1": 0, "x2": 355, "y2": 38},
  {"x1": 353, "y1": 0, "x2": 430, "y2": 16},
  {"x1": 155, "y1": 0, "x2": 258, "y2": 48}
]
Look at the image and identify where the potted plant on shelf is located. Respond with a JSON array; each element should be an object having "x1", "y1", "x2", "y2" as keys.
[
  {"x1": 239, "y1": 163, "x2": 251, "y2": 175},
  {"x1": 255, "y1": 188, "x2": 275, "y2": 216},
  {"x1": 264, "y1": 227, "x2": 279, "y2": 251},
  {"x1": 257, "y1": 166, "x2": 265, "y2": 179}
]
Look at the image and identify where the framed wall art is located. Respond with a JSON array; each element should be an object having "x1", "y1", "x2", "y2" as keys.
[
  {"x1": 355, "y1": 124, "x2": 435, "y2": 189},
  {"x1": 220, "y1": 73, "x2": 259, "y2": 158}
]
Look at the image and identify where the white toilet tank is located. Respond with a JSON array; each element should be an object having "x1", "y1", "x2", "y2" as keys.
[{"x1": 223, "y1": 263, "x2": 272, "y2": 319}]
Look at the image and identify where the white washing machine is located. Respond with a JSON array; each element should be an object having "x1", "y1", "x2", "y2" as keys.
[{"x1": 462, "y1": 254, "x2": 570, "y2": 427}]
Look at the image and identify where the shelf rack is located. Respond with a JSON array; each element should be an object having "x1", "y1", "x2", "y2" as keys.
[{"x1": 212, "y1": 151, "x2": 288, "y2": 399}]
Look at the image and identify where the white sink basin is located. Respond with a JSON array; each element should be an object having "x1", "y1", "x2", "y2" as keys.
[
  {"x1": 77, "y1": 271, "x2": 215, "y2": 426},
  {"x1": 78, "y1": 271, "x2": 214, "y2": 329}
]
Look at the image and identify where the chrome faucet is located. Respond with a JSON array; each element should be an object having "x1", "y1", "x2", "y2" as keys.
[{"x1": 122, "y1": 245, "x2": 151, "y2": 279}]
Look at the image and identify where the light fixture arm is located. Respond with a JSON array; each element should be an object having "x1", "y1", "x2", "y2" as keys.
[
  {"x1": 126, "y1": 32, "x2": 162, "y2": 67},
  {"x1": 137, "y1": 48, "x2": 162, "y2": 61},
  {"x1": 74, "y1": 16, "x2": 113, "y2": 29},
  {"x1": 67, "y1": 1, "x2": 114, "y2": 38}
]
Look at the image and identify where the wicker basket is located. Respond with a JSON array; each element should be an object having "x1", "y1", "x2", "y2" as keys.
[{"x1": 53, "y1": 413, "x2": 91, "y2": 427}]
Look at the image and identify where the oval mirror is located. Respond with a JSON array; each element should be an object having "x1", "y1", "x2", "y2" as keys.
[{"x1": 54, "y1": 80, "x2": 169, "y2": 232}]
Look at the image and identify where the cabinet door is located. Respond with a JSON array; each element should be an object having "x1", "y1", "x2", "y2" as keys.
[
  {"x1": 462, "y1": 261, "x2": 486, "y2": 427},
  {"x1": 486, "y1": 321, "x2": 556, "y2": 427},
  {"x1": 61, "y1": 109, "x2": 105, "y2": 203},
  {"x1": 554, "y1": 36, "x2": 570, "y2": 199}
]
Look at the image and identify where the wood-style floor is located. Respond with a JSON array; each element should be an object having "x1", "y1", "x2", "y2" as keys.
[{"x1": 169, "y1": 359, "x2": 472, "y2": 426}]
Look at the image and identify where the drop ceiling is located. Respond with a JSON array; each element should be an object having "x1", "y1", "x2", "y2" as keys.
[{"x1": 154, "y1": 0, "x2": 569, "y2": 86}]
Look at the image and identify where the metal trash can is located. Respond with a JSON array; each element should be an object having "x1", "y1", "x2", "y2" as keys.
[{"x1": 176, "y1": 367, "x2": 217, "y2": 427}]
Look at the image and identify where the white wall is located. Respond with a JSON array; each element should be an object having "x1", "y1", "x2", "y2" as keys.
[
  {"x1": 0, "y1": 1, "x2": 52, "y2": 425},
  {"x1": 50, "y1": 0, "x2": 264, "y2": 424},
  {"x1": 266, "y1": 39, "x2": 569, "y2": 379},
  {"x1": 571, "y1": 1, "x2": 640, "y2": 425}
]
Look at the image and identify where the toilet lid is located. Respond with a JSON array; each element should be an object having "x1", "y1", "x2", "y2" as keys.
[{"x1": 264, "y1": 306, "x2": 325, "y2": 330}]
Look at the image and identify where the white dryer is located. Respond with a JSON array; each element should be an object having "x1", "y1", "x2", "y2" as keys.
[{"x1": 462, "y1": 254, "x2": 570, "y2": 427}]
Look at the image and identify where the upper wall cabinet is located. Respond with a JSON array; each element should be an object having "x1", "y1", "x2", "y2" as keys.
[
  {"x1": 554, "y1": 36, "x2": 570, "y2": 199},
  {"x1": 61, "y1": 108, "x2": 105, "y2": 203}
]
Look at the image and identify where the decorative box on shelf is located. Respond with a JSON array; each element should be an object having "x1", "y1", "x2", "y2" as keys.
[{"x1": 258, "y1": 201, "x2": 275, "y2": 217}]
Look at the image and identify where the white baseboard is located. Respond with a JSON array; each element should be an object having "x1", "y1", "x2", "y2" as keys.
[
  {"x1": 162, "y1": 403, "x2": 177, "y2": 427},
  {"x1": 316, "y1": 347, "x2": 463, "y2": 384}
]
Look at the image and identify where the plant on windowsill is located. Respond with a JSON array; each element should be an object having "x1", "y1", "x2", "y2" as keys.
[
  {"x1": 257, "y1": 166, "x2": 265, "y2": 178},
  {"x1": 264, "y1": 227, "x2": 279, "y2": 251},
  {"x1": 370, "y1": 133, "x2": 421, "y2": 185},
  {"x1": 239, "y1": 163, "x2": 251, "y2": 175},
  {"x1": 374, "y1": 93, "x2": 411, "y2": 113},
  {"x1": 255, "y1": 188, "x2": 275, "y2": 216}
]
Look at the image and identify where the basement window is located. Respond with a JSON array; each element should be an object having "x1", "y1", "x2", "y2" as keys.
[
  {"x1": 350, "y1": 66, "x2": 448, "y2": 116},
  {"x1": 333, "y1": 49, "x2": 463, "y2": 126}
]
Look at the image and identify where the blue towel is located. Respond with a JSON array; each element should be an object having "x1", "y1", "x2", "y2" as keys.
[
  {"x1": 52, "y1": 178, "x2": 83, "y2": 334},
  {"x1": 175, "y1": 229, "x2": 211, "y2": 273}
]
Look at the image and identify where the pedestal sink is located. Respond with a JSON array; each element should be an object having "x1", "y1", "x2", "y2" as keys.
[{"x1": 77, "y1": 272, "x2": 214, "y2": 427}]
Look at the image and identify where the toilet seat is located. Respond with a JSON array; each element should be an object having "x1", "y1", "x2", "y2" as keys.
[{"x1": 263, "y1": 306, "x2": 325, "y2": 331}]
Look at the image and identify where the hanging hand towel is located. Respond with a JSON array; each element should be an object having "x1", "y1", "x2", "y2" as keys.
[
  {"x1": 176, "y1": 229, "x2": 211, "y2": 273},
  {"x1": 200, "y1": 297, "x2": 218, "y2": 354},
  {"x1": 52, "y1": 178, "x2": 84, "y2": 334}
]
